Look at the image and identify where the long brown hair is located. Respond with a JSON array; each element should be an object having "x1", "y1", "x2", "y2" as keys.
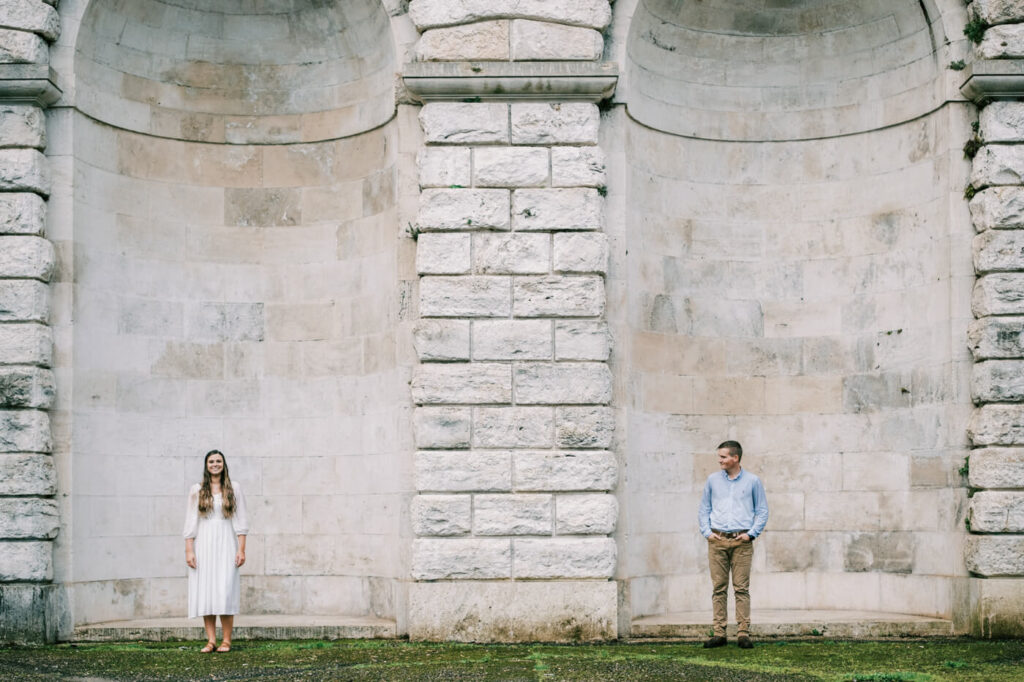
[{"x1": 198, "y1": 449, "x2": 236, "y2": 518}]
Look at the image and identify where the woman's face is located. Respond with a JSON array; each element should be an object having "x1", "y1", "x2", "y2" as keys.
[{"x1": 206, "y1": 453, "x2": 224, "y2": 477}]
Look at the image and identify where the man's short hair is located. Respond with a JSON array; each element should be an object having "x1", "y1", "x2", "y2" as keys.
[{"x1": 717, "y1": 440, "x2": 742, "y2": 460}]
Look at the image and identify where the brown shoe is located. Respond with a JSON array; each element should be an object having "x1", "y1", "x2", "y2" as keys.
[
  {"x1": 702, "y1": 636, "x2": 727, "y2": 648},
  {"x1": 737, "y1": 635, "x2": 753, "y2": 649}
]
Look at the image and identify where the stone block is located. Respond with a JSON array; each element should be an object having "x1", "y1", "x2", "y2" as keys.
[
  {"x1": 510, "y1": 20, "x2": 604, "y2": 61},
  {"x1": 972, "y1": 0, "x2": 1024, "y2": 25},
  {"x1": 0, "y1": 453, "x2": 55, "y2": 495},
  {"x1": 0, "y1": 235, "x2": 54, "y2": 280},
  {"x1": 473, "y1": 406, "x2": 553, "y2": 448},
  {"x1": 473, "y1": 147, "x2": 549, "y2": 188},
  {"x1": 420, "y1": 103, "x2": 509, "y2": 144},
  {"x1": 980, "y1": 103, "x2": 1024, "y2": 146},
  {"x1": 0, "y1": 410, "x2": 49, "y2": 453},
  {"x1": 974, "y1": 230, "x2": 1024, "y2": 273},
  {"x1": 0, "y1": 104, "x2": 45, "y2": 149},
  {"x1": 188, "y1": 302, "x2": 264, "y2": 342},
  {"x1": 411, "y1": 363, "x2": 512, "y2": 404},
  {"x1": 0, "y1": 280, "x2": 49, "y2": 323},
  {"x1": 419, "y1": 276, "x2": 511, "y2": 317},
  {"x1": 0, "y1": 540, "x2": 51, "y2": 581},
  {"x1": 511, "y1": 103, "x2": 600, "y2": 145},
  {"x1": 513, "y1": 537, "x2": 616, "y2": 578},
  {"x1": 514, "y1": 451, "x2": 616, "y2": 491},
  {"x1": 0, "y1": 193, "x2": 45, "y2": 235},
  {"x1": 969, "y1": 318, "x2": 1024, "y2": 360},
  {"x1": 969, "y1": 447, "x2": 1024, "y2": 488},
  {"x1": 0, "y1": 323, "x2": 51, "y2": 366},
  {"x1": 972, "y1": 145, "x2": 1024, "y2": 189},
  {"x1": 224, "y1": 188, "x2": 300, "y2": 227},
  {"x1": 514, "y1": 362, "x2": 612, "y2": 405},
  {"x1": 411, "y1": 538, "x2": 511, "y2": 579},
  {"x1": 973, "y1": 360, "x2": 1024, "y2": 402},
  {"x1": 0, "y1": 149, "x2": 49, "y2": 195},
  {"x1": 416, "y1": 21, "x2": 510, "y2": 61},
  {"x1": 0, "y1": 583, "x2": 61, "y2": 644},
  {"x1": 554, "y1": 406, "x2": 614, "y2": 448},
  {"x1": 974, "y1": 274, "x2": 1024, "y2": 315},
  {"x1": 0, "y1": 366, "x2": 54, "y2": 408},
  {"x1": 966, "y1": 535, "x2": 1024, "y2": 576},
  {"x1": 554, "y1": 321, "x2": 610, "y2": 361},
  {"x1": 553, "y1": 232, "x2": 607, "y2": 273},
  {"x1": 0, "y1": 2, "x2": 59, "y2": 41},
  {"x1": 969, "y1": 491, "x2": 1024, "y2": 533},
  {"x1": 472, "y1": 319, "x2": 552, "y2": 360},
  {"x1": 413, "y1": 319, "x2": 471, "y2": 362},
  {"x1": 971, "y1": 577, "x2": 1024, "y2": 637},
  {"x1": 474, "y1": 494, "x2": 552, "y2": 535},
  {"x1": 513, "y1": 188, "x2": 602, "y2": 231},
  {"x1": 417, "y1": 233, "x2": 471, "y2": 274},
  {"x1": 474, "y1": 233, "x2": 550, "y2": 275},
  {"x1": 977, "y1": 24, "x2": 1024, "y2": 59},
  {"x1": 0, "y1": 28, "x2": 46, "y2": 64},
  {"x1": 551, "y1": 147, "x2": 607, "y2": 188},
  {"x1": 513, "y1": 276, "x2": 605, "y2": 317},
  {"x1": 416, "y1": 188, "x2": 511, "y2": 231},
  {"x1": 410, "y1": 495, "x2": 472, "y2": 536},
  {"x1": 418, "y1": 147, "x2": 471, "y2": 188},
  {"x1": 414, "y1": 407, "x2": 472, "y2": 449},
  {"x1": 416, "y1": 451, "x2": 512, "y2": 492},
  {"x1": 969, "y1": 404, "x2": 1024, "y2": 446},
  {"x1": 969, "y1": 187, "x2": 1024, "y2": 231},
  {"x1": 0, "y1": 498, "x2": 57, "y2": 539},
  {"x1": 843, "y1": 532, "x2": 914, "y2": 573},
  {"x1": 555, "y1": 494, "x2": 617, "y2": 534},
  {"x1": 409, "y1": 0, "x2": 612, "y2": 31}
]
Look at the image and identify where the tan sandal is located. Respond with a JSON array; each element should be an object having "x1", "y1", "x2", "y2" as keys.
[
  {"x1": 200, "y1": 642, "x2": 216, "y2": 653},
  {"x1": 216, "y1": 642, "x2": 231, "y2": 653}
]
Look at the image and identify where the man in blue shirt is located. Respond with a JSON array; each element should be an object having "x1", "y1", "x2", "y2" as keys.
[{"x1": 697, "y1": 440, "x2": 769, "y2": 649}]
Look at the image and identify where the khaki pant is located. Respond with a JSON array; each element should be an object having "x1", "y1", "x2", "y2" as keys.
[{"x1": 708, "y1": 536, "x2": 754, "y2": 637}]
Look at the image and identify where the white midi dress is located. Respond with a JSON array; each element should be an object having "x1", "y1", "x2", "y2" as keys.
[{"x1": 182, "y1": 482, "x2": 248, "y2": 618}]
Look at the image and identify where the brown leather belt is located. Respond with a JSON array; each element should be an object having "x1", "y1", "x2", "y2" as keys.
[{"x1": 713, "y1": 530, "x2": 743, "y2": 539}]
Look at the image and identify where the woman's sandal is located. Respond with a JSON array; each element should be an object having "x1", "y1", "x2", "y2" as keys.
[
  {"x1": 200, "y1": 642, "x2": 216, "y2": 653},
  {"x1": 216, "y1": 642, "x2": 231, "y2": 653}
]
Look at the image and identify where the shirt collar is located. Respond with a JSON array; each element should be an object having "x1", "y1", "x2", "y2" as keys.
[{"x1": 721, "y1": 468, "x2": 743, "y2": 482}]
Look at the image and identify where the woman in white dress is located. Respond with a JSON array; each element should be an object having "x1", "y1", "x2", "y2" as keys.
[{"x1": 183, "y1": 449, "x2": 248, "y2": 653}]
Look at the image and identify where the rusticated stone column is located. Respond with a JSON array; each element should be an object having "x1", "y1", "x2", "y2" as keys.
[
  {"x1": 403, "y1": 0, "x2": 619, "y2": 641},
  {"x1": 0, "y1": 0, "x2": 62, "y2": 644}
]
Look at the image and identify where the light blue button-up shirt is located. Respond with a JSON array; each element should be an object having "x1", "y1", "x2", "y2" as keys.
[{"x1": 698, "y1": 468, "x2": 769, "y2": 539}]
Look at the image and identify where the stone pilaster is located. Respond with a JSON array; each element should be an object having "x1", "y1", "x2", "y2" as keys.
[{"x1": 0, "y1": 0, "x2": 62, "y2": 644}]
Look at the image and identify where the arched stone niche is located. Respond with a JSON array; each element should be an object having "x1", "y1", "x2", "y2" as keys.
[
  {"x1": 61, "y1": 0, "x2": 408, "y2": 626},
  {"x1": 616, "y1": 0, "x2": 975, "y2": 626}
]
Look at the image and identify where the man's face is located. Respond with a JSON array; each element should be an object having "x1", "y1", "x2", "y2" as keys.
[{"x1": 717, "y1": 448, "x2": 739, "y2": 471}]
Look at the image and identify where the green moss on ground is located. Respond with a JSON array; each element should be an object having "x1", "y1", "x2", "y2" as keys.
[{"x1": 0, "y1": 638, "x2": 1022, "y2": 681}]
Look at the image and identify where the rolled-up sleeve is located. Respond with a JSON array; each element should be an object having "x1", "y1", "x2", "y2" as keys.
[
  {"x1": 231, "y1": 481, "x2": 249, "y2": 535},
  {"x1": 182, "y1": 484, "x2": 199, "y2": 539},
  {"x1": 749, "y1": 478, "x2": 769, "y2": 538}
]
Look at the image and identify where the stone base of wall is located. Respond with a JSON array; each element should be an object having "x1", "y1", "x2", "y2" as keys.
[
  {"x1": 969, "y1": 577, "x2": 1024, "y2": 637},
  {"x1": 408, "y1": 580, "x2": 617, "y2": 642},
  {"x1": 0, "y1": 583, "x2": 67, "y2": 644}
]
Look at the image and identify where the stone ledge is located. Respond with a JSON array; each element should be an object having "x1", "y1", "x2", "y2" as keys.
[
  {"x1": 72, "y1": 615, "x2": 397, "y2": 642},
  {"x1": 0, "y1": 64, "x2": 60, "y2": 107},
  {"x1": 630, "y1": 610, "x2": 954, "y2": 639},
  {"x1": 403, "y1": 61, "x2": 617, "y2": 102},
  {"x1": 961, "y1": 60, "x2": 1024, "y2": 102}
]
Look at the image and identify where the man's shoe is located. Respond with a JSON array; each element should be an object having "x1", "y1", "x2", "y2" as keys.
[
  {"x1": 737, "y1": 635, "x2": 753, "y2": 649},
  {"x1": 702, "y1": 636, "x2": 727, "y2": 648}
]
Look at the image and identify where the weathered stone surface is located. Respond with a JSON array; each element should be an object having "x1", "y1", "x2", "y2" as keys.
[
  {"x1": 0, "y1": 149, "x2": 49, "y2": 195},
  {"x1": 554, "y1": 321, "x2": 610, "y2": 361},
  {"x1": 0, "y1": 498, "x2": 57, "y2": 539},
  {"x1": 0, "y1": 280, "x2": 48, "y2": 323},
  {"x1": 224, "y1": 188, "x2": 300, "y2": 226},
  {"x1": 474, "y1": 494, "x2": 552, "y2": 535},
  {"x1": 514, "y1": 451, "x2": 616, "y2": 491},
  {"x1": 418, "y1": 147, "x2": 471, "y2": 188},
  {"x1": 474, "y1": 233, "x2": 550, "y2": 275},
  {"x1": 413, "y1": 320, "x2": 471, "y2": 362},
  {"x1": 416, "y1": 451, "x2": 512, "y2": 492},
  {"x1": 0, "y1": 193, "x2": 45, "y2": 235},
  {"x1": 414, "y1": 407, "x2": 472, "y2": 449},
  {"x1": 969, "y1": 447, "x2": 1024, "y2": 489},
  {"x1": 554, "y1": 406, "x2": 614, "y2": 448},
  {"x1": 0, "y1": 410, "x2": 49, "y2": 453},
  {"x1": 973, "y1": 145, "x2": 1024, "y2": 189},
  {"x1": 969, "y1": 318, "x2": 1024, "y2": 359},
  {"x1": 417, "y1": 21, "x2": 510, "y2": 61},
  {"x1": 513, "y1": 538, "x2": 616, "y2": 578},
  {"x1": 416, "y1": 188, "x2": 511, "y2": 231},
  {"x1": 970, "y1": 491, "x2": 1024, "y2": 533},
  {"x1": 420, "y1": 103, "x2": 509, "y2": 144},
  {"x1": 966, "y1": 535, "x2": 1024, "y2": 577},
  {"x1": 0, "y1": 1, "x2": 60, "y2": 42},
  {"x1": 0, "y1": 323, "x2": 51, "y2": 366},
  {"x1": 473, "y1": 406, "x2": 552, "y2": 448},
  {"x1": 411, "y1": 538, "x2": 511, "y2": 579},
  {"x1": 0, "y1": 105, "x2": 45, "y2": 149},
  {"x1": 188, "y1": 303, "x2": 264, "y2": 342},
  {"x1": 0, "y1": 453, "x2": 55, "y2": 495},
  {"x1": 972, "y1": 0, "x2": 1024, "y2": 25},
  {"x1": 513, "y1": 276, "x2": 605, "y2": 317},
  {"x1": 555, "y1": 494, "x2": 617, "y2": 534},
  {"x1": 0, "y1": 540, "x2": 51, "y2": 581},
  {"x1": 410, "y1": 495, "x2": 472, "y2": 536},
  {"x1": 0, "y1": 28, "x2": 46, "y2": 64},
  {"x1": 553, "y1": 232, "x2": 607, "y2": 273},
  {"x1": 0, "y1": 366, "x2": 54, "y2": 408},
  {"x1": 417, "y1": 233, "x2": 471, "y2": 274},
  {"x1": 0, "y1": 236, "x2": 54, "y2": 280},
  {"x1": 970, "y1": 187, "x2": 1024, "y2": 231},
  {"x1": 974, "y1": 230, "x2": 1024, "y2": 273},
  {"x1": 977, "y1": 24, "x2": 1024, "y2": 59},
  {"x1": 973, "y1": 360, "x2": 1024, "y2": 402},
  {"x1": 474, "y1": 147, "x2": 549, "y2": 188},
  {"x1": 472, "y1": 320, "x2": 552, "y2": 360},
  {"x1": 0, "y1": 583, "x2": 60, "y2": 643},
  {"x1": 843, "y1": 532, "x2": 913, "y2": 573},
  {"x1": 969, "y1": 404, "x2": 1024, "y2": 446},
  {"x1": 513, "y1": 188, "x2": 602, "y2": 231},
  {"x1": 514, "y1": 363, "x2": 612, "y2": 405},
  {"x1": 409, "y1": 0, "x2": 612, "y2": 31},
  {"x1": 420, "y1": 276, "x2": 511, "y2": 317},
  {"x1": 974, "y1": 274, "x2": 1024, "y2": 315},
  {"x1": 411, "y1": 363, "x2": 512, "y2": 404},
  {"x1": 511, "y1": 104, "x2": 600, "y2": 145},
  {"x1": 510, "y1": 20, "x2": 604, "y2": 61},
  {"x1": 972, "y1": 577, "x2": 1024, "y2": 638},
  {"x1": 552, "y1": 147, "x2": 606, "y2": 188},
  {"x1": 980, "y1": 103, "x2": 1024, "y2": 146}
]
